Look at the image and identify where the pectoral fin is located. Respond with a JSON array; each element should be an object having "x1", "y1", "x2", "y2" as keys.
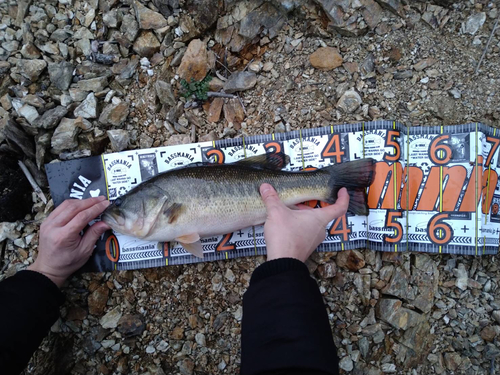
[{"x1": 176, "y1": 233, "x2": 203, "y2": 258}]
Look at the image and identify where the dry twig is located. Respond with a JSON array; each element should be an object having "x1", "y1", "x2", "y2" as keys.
[
  {"x1": 475, "y1": 14, "x2": 500, "y2": 74},
  {"x1": 18, "y1": 160, "x2": 47, "y2": 204}
]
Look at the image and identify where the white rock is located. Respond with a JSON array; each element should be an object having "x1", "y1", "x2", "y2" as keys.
[
  {"x1": 17, "y1": 104, "x2": 39, "y2": 124},
  {"x1": 462, "y1": 13, "x2": 486, "y2": 35},
  {"x1": 74, "y1": 92, "x2": 97, "y2": 119},
  {"x1": 195, "y1": 333, "x2": 206, "y2": 347},
  {"x1": 339, "y1": 356, "x2": 353, "y2": 371},
  {"x1": 146, "y1": 345, "x2": 155, "y2": 354},
  {"x1": 99, "y1": 307, "x2": 122, "y2": 329}
]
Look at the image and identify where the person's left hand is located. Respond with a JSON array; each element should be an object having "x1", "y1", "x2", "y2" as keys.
[{"x1": 28, "y1": 196, "x2": 110, "y2": 287}]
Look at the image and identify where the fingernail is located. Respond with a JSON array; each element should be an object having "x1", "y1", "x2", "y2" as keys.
[{"x1": 98, "y1": 195, "x2": 106, "y2": 201}]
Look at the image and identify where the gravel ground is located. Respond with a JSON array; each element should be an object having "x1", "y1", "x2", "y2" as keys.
[{"x1": 1, "y1": 0, "x2": 500, "y2": 374}]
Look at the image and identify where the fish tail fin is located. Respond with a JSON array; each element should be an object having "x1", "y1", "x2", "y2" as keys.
[{"x1": 323, "y1": 158, "x2": 376, "y2": 215}]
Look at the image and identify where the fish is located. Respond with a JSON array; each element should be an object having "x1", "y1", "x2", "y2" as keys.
[{"x1": 101, "y1": 153, "x2": 376, "y2": 258}]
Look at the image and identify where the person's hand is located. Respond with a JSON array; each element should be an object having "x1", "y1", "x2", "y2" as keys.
[
  {"x1": 28, "y1": 196, "x2": 110, "y2": 287},
  {"x1": 260, "y1": 184, "x2": 350, "y2": 263}
]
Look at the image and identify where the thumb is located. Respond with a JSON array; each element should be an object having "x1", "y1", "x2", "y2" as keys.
[
  {"x1": 80, "y1": 221, "x2": 110, "y2": 256},
  {"x1": 260, "y1": 183, "x2": 286, "y2": 214}
]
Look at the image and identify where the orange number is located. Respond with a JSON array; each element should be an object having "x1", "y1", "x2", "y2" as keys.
[
  {"x1": 328, "y1": 215, "x2": 351, "y2": 242},
  {"x1": 485, "y1": 136, "x2": 500, "y2": 167},
  {"x1": 321, "y1": 134, "x2": 345, "y2": 163},
  {"x1": 384, "y1": 211, "x2": 403, "y2": 243},
  {"x1": 427, "y1": 213, "x2": 453, "y2": 245},
  {"x1": 383, "y1": 130, "x2": 401, "y2": 162},
  {"x1": 216, "y1": 233, "x2": 236, "y2": 251},
  {"x1": 429, "y1": 135, "x2": 452, "y2": 165},
  {"x1": 105, "y1": 235, "x2": 119, "y2": 262}
]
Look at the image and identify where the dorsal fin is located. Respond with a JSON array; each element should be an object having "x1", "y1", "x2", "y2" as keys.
[{"x1": 233, "y1": 152, "x2": 290, "y2": 170}]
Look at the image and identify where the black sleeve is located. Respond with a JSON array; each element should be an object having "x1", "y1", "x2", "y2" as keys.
[
  {"x1": 0, "y1": 270, "x2": 64, "y2": 375},
  {"x1": 241, "y1": 258, "x2": 339, "y2": 375}
]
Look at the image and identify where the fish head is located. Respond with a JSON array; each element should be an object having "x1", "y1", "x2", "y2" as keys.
[{"x1": 101, "y1": 184, "x2": 169, "y2": 238}]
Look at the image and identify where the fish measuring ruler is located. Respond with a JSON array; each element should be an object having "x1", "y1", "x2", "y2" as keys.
[{"x1": 46, "y1": 121, "x2": 500, "y2": 272}]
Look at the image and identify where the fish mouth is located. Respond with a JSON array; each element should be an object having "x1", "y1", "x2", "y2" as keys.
[{"x1": 101, "y1": 209, "x2": 125, "y2": 228}]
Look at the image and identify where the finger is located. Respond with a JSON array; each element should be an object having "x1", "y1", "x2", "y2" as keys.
[
  {"x1": 295, "y1": 203, "x2": 314, "y2": 211},
  {"x1": 51, "y1": 196, "x2": 107, "y2": 226},
  {"x1": 79, "y1": 221, "x2": 110, "y2": 256},
  {"x1": 260, "y1": 183, "x2": 286, "y2": 214},
  {"x1": 66, "y1": 200, "x2": 110, "y2": 234},
  {"x1": 315, "y1": 187, "x2": 350, "y2": 224}
]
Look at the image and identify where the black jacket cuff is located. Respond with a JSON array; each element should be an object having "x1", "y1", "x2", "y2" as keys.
[{"x1": 250, "y1": 258, "x2": 308, "y2": 284}]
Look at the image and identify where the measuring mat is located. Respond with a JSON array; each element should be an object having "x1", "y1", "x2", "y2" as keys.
[{"x1": 46, "y1": 120, "x2": 500, "y2": 271}]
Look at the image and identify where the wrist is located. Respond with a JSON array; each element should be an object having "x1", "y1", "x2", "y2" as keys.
[{"x1": 27, "y1": 263, "x2": 66, "y2": 288}]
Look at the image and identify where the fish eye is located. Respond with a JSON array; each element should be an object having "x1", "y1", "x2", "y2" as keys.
[{"x1": 114, "y1": 198, "x2": 122, "y2": 207}]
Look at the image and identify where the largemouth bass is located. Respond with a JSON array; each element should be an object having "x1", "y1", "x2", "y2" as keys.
[{"x1": 102, "y1": 153, "x2": 375, "y2": 258}]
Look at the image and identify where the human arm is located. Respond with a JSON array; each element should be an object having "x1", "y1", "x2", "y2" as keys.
[
  {"x1": 240, "y1": 184, "x2": 348, "y2": 375},
  {"x1": 0, "y1": 197, "x2": 110, "y2": 375}
]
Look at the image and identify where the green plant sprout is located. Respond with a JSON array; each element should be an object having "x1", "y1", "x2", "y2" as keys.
[{"x1": 180, "y1": 75, "x2": 212, "y2": 101}]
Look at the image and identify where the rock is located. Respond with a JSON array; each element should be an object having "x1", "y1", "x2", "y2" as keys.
[
  {"x1": 103, "y1": 9, "x2": 119, "y2": 28},
  {"x1": 413, "y1": 58, "x2": 437, "y2": 71},
  {"x1": 0, "y1": 222, "x2": 20, "y2": 242},
  {"x1": 454, "y1": 263, "x2": 468, "y2": 290},
  {"x1": 155, "y1": 80, "x2": 176, "y2": 106},
  {"x1": 393, "y1": 70, "x2": 413, "y2": 80},
  {"x1": 223, "y1": 71, "x2": 257, "y2": 93},
  {"x1": 157, "y1": 340, "x2": 169, "y2": 352},
  {"x1": 223, "y1": 98, "x2": 245, "y2": 128},
  {"x1": 485, "y1": 343, "x2": 500, "y2": 359},
  {"x1": 88, "y1": 285, "x2": 109, "y2": 315},
  {"x1": 121, "y1": 14, "x2": 140, "y2": 42},
  {"x1": 239, "y1": 2, "x2": 285, "y2": 40},
  {"x1": 77, "y1": 76, "x2": 108, "y2": 92},
  {"x1": 75, "y1": 116, "x2": 93, "y2": 132},
  {"x1": 100, "y1": 307, "x2": 123, "y2": 329},
  {"x1": 74, "y1": 93, "x2": 97, "y2": 119},
  {"x1": 336, "y1": 250, "x2": 365, "y2": 271},
  {"x1": 134, "y1": 1, "x2": 168, "y2": 29},
  {"x1": 339, "y1": 356, "x2": 353, "y2": 371},
  {"x1": 381, "y1": 364, "x2": 396, "y2": 373},
  {"x1": 375, "y1": 0, "x2": 404, "y2": 17},
  {"x1": 178, "y1": 358, "x2": 194, "y2": 375},
  {"x1": 444, "y1": 352, "x2": 462, "y2": 371},
  {"x1": 145, "y1": 345, "x2": 155, "y2": 354},
  {"x1": 171, "y1": 326, "x2": 184, "y2": 339},
  {"x1": 51, "y1": 118, "x2": 80, "y2": 154},
  {"x1": 21, "y1": 43, "x2": 41, "y2": 59},
  {"x1": 117, "y1": 314, "x2": 145, "y2": 337},
  {"x1": 4, "y1": 120, "x2": 36, "y2": 160},
  {"x1": 166, "y1": 134, "x2": 190, "y2": 145},
  {"x1": 48, "y1": 61, "x2": 74, "y2": 91},
  {"x1": 462, "y1": 13, "x2": 486, "y2": 35},
  {"x1": 139, "y1": 133, "x2": 154, "y2": 148},
  {"x1": 177, "y1": 39, "x2": 209, "y2": 82},
  {"x1": 493, "y1": 310, "x2": 500, "y2": 324},
  {"x1": 17, "y1": 104, "x2": 39, "y2": 125},
  {"x1": 99, "y1": 102, "x2": 129, "y2": 127},
  {"x1": 362, "y1": 0, "x2": 383, "y2": 29},
  {"x1": 17, "y1": 59, "x2": 47, "y2": 82},
  {"x1": 376, "y1": 298, "x2": 422, "y2": 330},
  {"x1": 309, "y1": 47, "x2": 343, "y2": 71},
  {"x1": 107, "y1": 130, "x2": 129, "y2": 152},
  {"x1": 195, "y1": 332, "x2": 206, "y2": 347},
  {"x1": 481, "y1": 326, "x2": 498, "y2": 342},
  {"x1": 317, "y1": 262, "x2": 337, "y2": 278},
  {"x1": 207, "y1": 98, "x2": 224, "y2": 123},
  {"x1": 33, "y1": 106, "x2": 68, "y2": 129},
  {"x1": 337, "y1": 90, "x2": 362, "y2": 114},
  {"x1": 133, "y1": 31, "x2": 161, "y2": 58}
]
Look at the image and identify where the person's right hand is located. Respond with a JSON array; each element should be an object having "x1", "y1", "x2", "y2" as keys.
[
  {"x1": 28, "y1": 197, "x2": 110, "y2": 287},
  {"x1": 259, "y1": 184, "x2": 349, "y2": 263}
]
